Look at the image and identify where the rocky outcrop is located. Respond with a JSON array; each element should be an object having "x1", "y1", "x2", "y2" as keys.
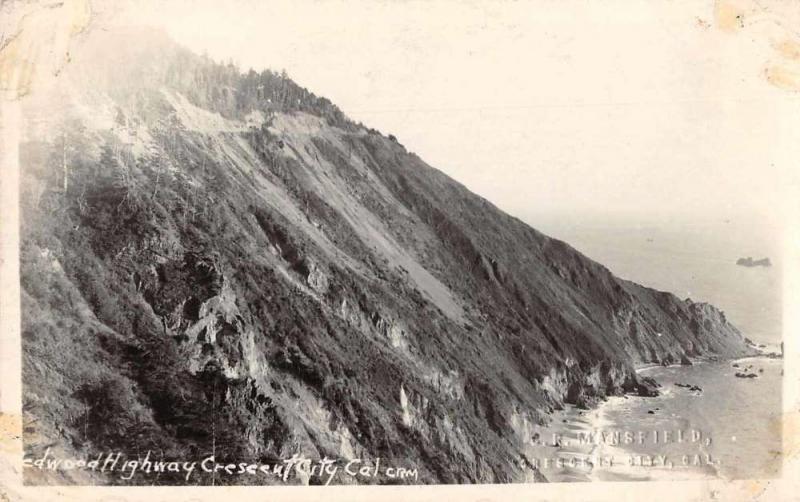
[{"x1": 736, "y1": 257, "x2": 772, "y2": 267}]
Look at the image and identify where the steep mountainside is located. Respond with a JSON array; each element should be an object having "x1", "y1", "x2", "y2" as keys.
[{"x1": 19, "y1": 28, "x2": 750, "y2": 485}]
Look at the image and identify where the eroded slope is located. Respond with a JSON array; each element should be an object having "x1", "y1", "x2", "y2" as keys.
[{"x1": 19, "y1": 29, "x2": 750, "y2": 485}]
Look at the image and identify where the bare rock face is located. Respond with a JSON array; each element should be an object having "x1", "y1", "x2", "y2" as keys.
[
  {"x1": 633, "y1": 377, "x2": 661, "y2": 397},
  {"x1": 18, "y1": 28, "x2": 751, "y2": 485},
  {"x1": 306, "y1": 260, "x2": 329, "y2": 294}
]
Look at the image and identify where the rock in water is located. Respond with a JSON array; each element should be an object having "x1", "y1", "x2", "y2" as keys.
[
  {"x1": 736, "y1": 256, "x2": 772, "y2": 267},
  {"x1": 635, "y1": 376, "x2": 661, "y2": 397}
]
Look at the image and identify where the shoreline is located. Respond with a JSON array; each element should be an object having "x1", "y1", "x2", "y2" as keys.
[
  {"x1": 532, "y1": 353, "x2": 782, "y2": 482},
  {"x1": 529, "y1": 396, "x2": 718, "y2": 483},
  {"x1": 634, "y1": 346, "x2": 779, "y2": 374}
]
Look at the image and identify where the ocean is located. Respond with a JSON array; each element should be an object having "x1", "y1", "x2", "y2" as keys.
[
  {"x1": 599, "y1": 358, "x2": 783, "y2": 480},
  {"x1": 523, "y1": 215, "x2": 784, "y2": 481},
  {"x1": 530, "y1": 215, "x2": 783, "y2": 345}
]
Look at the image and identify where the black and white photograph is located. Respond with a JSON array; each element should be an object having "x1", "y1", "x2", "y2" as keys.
[{"x1": 0, "y1": 0, "x2": 798, "y2": 499}]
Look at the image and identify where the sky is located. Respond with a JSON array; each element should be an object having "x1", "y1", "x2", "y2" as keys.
[{"x1": 113, "y1": 0, "x2": 800, "y2": 230}]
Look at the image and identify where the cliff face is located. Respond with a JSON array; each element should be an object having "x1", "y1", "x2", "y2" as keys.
[{"x1": 19, "y1": 29, "x2": 750, "y2": 485}]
